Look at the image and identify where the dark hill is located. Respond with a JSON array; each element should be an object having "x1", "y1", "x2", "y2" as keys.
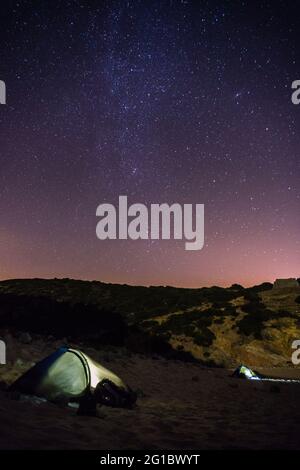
[{"x1": 0, "y1": 278, "x2": 299, "y2": 367}]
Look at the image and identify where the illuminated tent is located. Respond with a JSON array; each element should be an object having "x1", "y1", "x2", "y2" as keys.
[
  {"x1": 232, "y1": 365, "x2": 300, "y2": 383},
  {"x1": 10, "y1": 347, "x2": 131, "y2": 403},
  {"x1": 232, "y1": 365, "x2": 261, "y2": 380}
]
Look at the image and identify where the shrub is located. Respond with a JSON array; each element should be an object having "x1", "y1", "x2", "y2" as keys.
[{"x1": 193, "y1": 328, "x2": 216, "y2": 347}]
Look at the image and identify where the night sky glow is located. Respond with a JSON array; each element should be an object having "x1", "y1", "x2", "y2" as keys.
[{"x1": 0, "y1": 0, "x2": 299, "y2": 287}]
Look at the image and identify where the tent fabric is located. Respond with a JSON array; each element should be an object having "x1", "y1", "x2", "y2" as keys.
[
  {"x1": 232, "y1": 365, "x2": 261, "y2": 380},
  {"x1": 10, "y1": 347, "x2": 128, "y2": 402},
  {"x1": 232, "y1": 365, "x2": 300, "y2": 383}
]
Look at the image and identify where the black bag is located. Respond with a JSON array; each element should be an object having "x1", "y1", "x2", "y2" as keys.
[{"x1": 94, "y1": 379, "x2": 137, "y2": 408}]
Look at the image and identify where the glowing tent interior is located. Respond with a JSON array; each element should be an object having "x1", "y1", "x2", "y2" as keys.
[{"x1": 9, "y1": 347, "x2": 135, "y2": 407}]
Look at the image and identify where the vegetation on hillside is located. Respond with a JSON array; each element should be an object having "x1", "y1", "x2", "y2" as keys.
[{"x1": 0, "y1": 278, "x2": 299, "y2": 366}]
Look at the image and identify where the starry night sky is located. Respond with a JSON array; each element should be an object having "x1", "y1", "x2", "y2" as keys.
[{"x1": 0, "y1": 0, "x2": 299, "y2": 287}]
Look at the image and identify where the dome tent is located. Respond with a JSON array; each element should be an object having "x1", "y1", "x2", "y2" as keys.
[
  {"x1": 232, "y1": 365, "x2": 261, "y2": 380},
  {"x1": 232, "y1": 365, "x2": 300, "y2": 383},
  {"x1": 10, "y1": 347, "x2": 135, "y2": 408}
]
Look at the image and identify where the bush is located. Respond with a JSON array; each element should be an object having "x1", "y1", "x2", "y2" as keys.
[
  {"x1": 238, "y1": 295, "x2": 274, "y2": 339},
  {"x1": 237, "y1": 315, "x2": 263, "y2": 339},
  {"x1": 245, "y1": 282, "x2": 273, "y2": 294},
  {"x1": 193, "y1": 328, "x2": 216, "y2": 347}
]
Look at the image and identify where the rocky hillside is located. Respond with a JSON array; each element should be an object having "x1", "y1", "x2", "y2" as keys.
[{"x1": 0, "y1": 278, "x2": 299, "y2": 367}]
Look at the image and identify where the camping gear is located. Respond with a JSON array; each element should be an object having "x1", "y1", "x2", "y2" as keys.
[
  {"x1": 232, "y1": 364, "x2": 300, "y2": 383},
  {"x1": 232, "y1": 365, "x2": 261, "y2": 380},
  {"x1": 10, "y1": 347, "x2": 136, "y2": 408}
]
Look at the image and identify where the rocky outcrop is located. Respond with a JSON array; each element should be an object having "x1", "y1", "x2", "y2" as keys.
[{"x1": 273, "y1": 278, "x2": 299, "y2": 289}]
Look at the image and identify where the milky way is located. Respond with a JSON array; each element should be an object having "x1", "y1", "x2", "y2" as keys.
[{"x1": 0, "y1": 0, "x2": 299, "y2": 287}]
